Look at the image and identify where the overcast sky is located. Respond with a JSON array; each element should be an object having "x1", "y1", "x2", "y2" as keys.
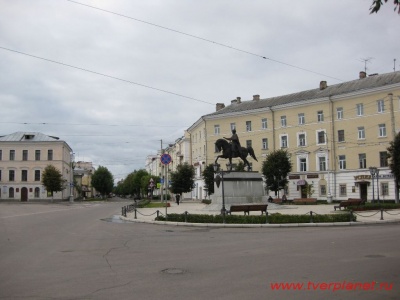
[{"x1": 0, "y1": 0, "x2": 398, "y2": 181}]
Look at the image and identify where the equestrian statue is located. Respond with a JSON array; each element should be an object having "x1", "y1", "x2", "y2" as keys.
[{"x1": 215, "y1": 129, "x2": 258, "y2": 171}]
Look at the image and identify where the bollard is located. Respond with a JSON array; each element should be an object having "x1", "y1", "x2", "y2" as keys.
[
  {"x1": 310, "y1": 211, "x2": 313, "y2": 223},
  {"x1": 265, "y1": 211, "x2": 269, "y2": 224},
  {"x1": 134, "y1": 207, "x2": 137, "y2": 219},
  {"x1": 184, "y1": 211, "x2": 188, "y2": 223},
  {"x1": 156, "y1": 210, "x2": 160, "y2": 219},
  {"x1": 122, "y1": 207, "x2": 125, "y2": 217},
  {"x1": 349, "y1": 210, "x2": 354, "y2": 222},
  {"x1": 380, "y1": 208, "x2": 384, "y2": 220}
]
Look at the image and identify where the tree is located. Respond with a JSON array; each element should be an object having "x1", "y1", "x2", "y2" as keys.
[
  {"x1": 261, "y1": 150, "x2": 292, "y2": 198},
  {"x1": 370, "y1": 0, "x2": 400, "y2": 14},
  {"x1": 387, "y1": 132, "x2": 400, "y2": 203},
  {"x1": 202, "y1": 164, "x2": 215, "y2": 197},
  {"x1": 91, "y1": 166, "x2": 114, "y2": 198},
  {"x1": 170, "y1": 163, "x2": 195, "y2": 197},
  {"x1": 42, "y1": 165, "x2": 66, "y2": 201}
]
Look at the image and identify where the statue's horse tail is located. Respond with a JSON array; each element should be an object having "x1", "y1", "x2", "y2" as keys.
[{"x1": 247, "y1": 147, "x2": 258, "y2": 162}]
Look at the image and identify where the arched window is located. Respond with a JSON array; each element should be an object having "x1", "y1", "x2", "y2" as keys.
[
  {"x1": 9, "y1": 187, "x2": 14, "y2": 198},
  {"x1": 34, "y1": 187, "x2": 40, "y2": 198}
]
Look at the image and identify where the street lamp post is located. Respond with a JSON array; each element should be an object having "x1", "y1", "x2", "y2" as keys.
[
  {"x1": 376, "y1": 168, "x2": 380, "y2": 204},
  {"x1": 69, "y1": 152, "x2": 75, "y2": 203},
  {"x1": 369, "y1": 167, "x2": 377, "y2": 203},
  {"x1": 213, "y1": 163, "x2": 226, "y2": 223}
]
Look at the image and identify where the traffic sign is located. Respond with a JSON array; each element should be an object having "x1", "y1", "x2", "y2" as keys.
[{"x1": 160, "y1": 153, "x2": 172, "y2": 165}]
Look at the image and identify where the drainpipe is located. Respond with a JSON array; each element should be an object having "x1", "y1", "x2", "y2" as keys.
[
  {"x1": 329, "y1": 96, "x2": 336, "y2": 201},
  {"x1": 388, "y1": 93, "x2": 399, "y2": 203},
  {"x1": 270, "y1": 106, "x2": 276, "y2": 150}
]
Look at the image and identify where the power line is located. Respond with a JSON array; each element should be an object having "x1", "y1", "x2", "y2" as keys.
[
  {"x1": 0, "y1": 46, "x2": 214, "y2": 105},
  {"x1": 0, "y1": 121, "x2": 188, "y2": 127},
  {"x1": 66, "y1": 0, "x2": 344, "y2": 82}
]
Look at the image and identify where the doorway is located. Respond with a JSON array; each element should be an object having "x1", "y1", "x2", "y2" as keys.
[
  {"x1": 359, "y1": 183, "x2": 368, "y2": 201},
  {"x1": 21, "y1": 187, "x2": 28, "y2": 202}
]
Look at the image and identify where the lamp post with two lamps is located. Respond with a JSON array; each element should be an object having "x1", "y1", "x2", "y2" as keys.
[
  {"x1": 369, "y1": 167, "x2": 380, "y2": 203},
  {"x1": 213, "y1": 163, "x2": 227, "y2": 223}
]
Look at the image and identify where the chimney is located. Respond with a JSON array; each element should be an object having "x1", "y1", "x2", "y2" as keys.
[
  {"x1": 359, "y1": 71, "x2": 366, "y2": 79},
  {"x1": 319, "y1": 81, "x2": 327, "y2": 90},
  {"x1": 216, "y1": 103, "x2": 225, "y2": 111},
  {"x1": 253, "y1": 94, "x2": 260, "y2": 101},
  {"x1": 236, "y1": 97, "x2": 241, "y2": 103},
  {"x1": 231, "y1": 99, "x2": 238, "y2": 105}
]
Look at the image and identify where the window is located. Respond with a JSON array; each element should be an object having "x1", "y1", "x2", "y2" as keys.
[
  {"x1": 281, "y1": 116, "x2": 287, "y2": 127},
  {"x1": 214, "y1": 125, "x2": 220, "y2": 135},
  {"x1": 317, "y1": 131, "x2": 326, "y2": 144},
  {"x1": 0, "y1": 150, "x2": 2, "y2": 160},
  {"x1": 380, "y1": 151, "x2": 388, "y2": 167},
  {"x1": 377, "y1": 99, "x2": 385, "y2": 113},
  {"x1": 298, "y1": 133, "x2": 306, "y2": 147},
  {"x1": 381, "y1": 182, "x2": 389, "y2": 196},
  {"x1": 230, "y1": 123, "x2": 236, "y2": 131},
  {"x1": 338, "y1": 130, "x2": 345, "y2": 142},
  {"x1": 379, "y1": 124, "x2": 386, "y2": 137},
  {"x1": 35, "y1": 170, "x2": 41, "y2": 181},
  {"x1": 10, "y1": 150, "x2": 15, "y2": 161},
  {"x1": 359, "y1": 153, "x2": 366, "y2": 169},
  {"x1": 9, "y1": 170, "x2": 15, "y2": 181},
  {"x1": 23, "y1": 150, "x2": 28, "y2": 161},
  {"x1": 337, "y1": 107, "x2": 343, "y2": 119},
  {"x1": 356, "y1": 103, "x2": 364, "y2": 116},
  {"x1": 246, "y1": 121, "x2": 252, "y2": 132},
  {"x1": 261, "y1": 118, "x2": 267, "y2": 129},
  {"x1": 214, "y1": 144, "x2": 219, "y2": 153},
  {"x1": 300, "y1": 158, "x2": 307, "y2": 172},
  {"x1": 0, "y1": 170, "x2": 1, "y2": 181},
  {"x1": 35, "y1": 150, "x2": 41, "y2": 161},
  {"x1": 34, "y1": 187, "x2": 40, "y2": 198},
  {"x1": 262, "y1": 138, "x2": 268, "y2": 150},
  {"x1": 317, "y1": 111, "x2": 324, "y2": 122},
  {"x1": 339, "y1": 155, "x2": 346, "y2": 170},
  {"x1": 9, "y1": 187, "x2": 14, "y2": 198},
  {"x1": 281, "y1": 135, "x2": 288, "y2": 148},
  {"x1": 246, "y1": 140, "x2": 252, "y2": 148},
  {"x1": 298, "y1": 113, "x2": 305, "y2": 125},
  {"x1": 319, "y1": 157, "x2": 326, "y2": 171},
  {"x1": 358, "y1": 127, "x2": 365, "y2": 139},
  {"x1": 320, "y1": 185, "x2": 326, "y2": 196},
  {"x1": 339, "y1": 184, "x2": 347, "y2": 197},
  {"x1": 21, "y1": 170, "x2": 28, "y2": 182}
]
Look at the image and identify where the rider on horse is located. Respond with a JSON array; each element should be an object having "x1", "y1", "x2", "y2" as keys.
[{"x1": 224, "y1": 129, "x2": 241, "y2": 157}]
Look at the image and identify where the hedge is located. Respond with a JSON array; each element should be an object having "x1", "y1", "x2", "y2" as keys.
[{"x1": 155, "y1": 212, "x2": 356, "y2": 224}]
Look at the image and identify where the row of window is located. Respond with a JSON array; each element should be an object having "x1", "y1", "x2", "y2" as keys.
[
  {"x1": 213, "y1": 100, "x2": 386, "y2": 134},
  {"x1": 3, "y1": 187, "x2": 42, "y2": 198},
  {"x1": 0, "y1": 170, "x2": 41, "y2": 182},
  {"x1": 0, "y1": 149, "x2": 53, "y2": 161},
  {"x1": 297, "y1": 152, "x2": 388, "y2": 172},
  {"x1": 339, "y1": 182, "x2": 390, "y2": 197}
]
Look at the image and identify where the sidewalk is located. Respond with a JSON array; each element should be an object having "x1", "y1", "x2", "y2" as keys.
[{"x1": 121, "y1": 201, "x2": 400, "y2": 227}]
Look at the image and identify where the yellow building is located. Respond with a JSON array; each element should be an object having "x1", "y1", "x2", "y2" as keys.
[
  {"x1": 0, "y1": 132, "x2": 73, "y2": 201},
  {"x1": 188, "y1": 71, "x2": 400, "y2": 202}
]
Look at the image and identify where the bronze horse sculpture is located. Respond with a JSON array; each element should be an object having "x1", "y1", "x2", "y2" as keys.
[{"x1": 215, "y1": 138, "x2": 258, "y2": 171}]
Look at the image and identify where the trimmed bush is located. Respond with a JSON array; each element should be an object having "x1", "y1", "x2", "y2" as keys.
[{"x1": 155, "y1": 212, "x2": 356, "y2": 224}]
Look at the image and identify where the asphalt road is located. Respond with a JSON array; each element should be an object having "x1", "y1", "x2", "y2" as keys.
[{"x1": 0, "y1": 198, "x2": 399, "y2": 300}]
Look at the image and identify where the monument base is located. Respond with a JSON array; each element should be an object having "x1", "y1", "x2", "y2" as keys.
[{"x1": 209, "y1": 171, "x2": 266, "y2": 212}]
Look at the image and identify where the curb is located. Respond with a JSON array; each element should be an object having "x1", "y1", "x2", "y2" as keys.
[{"x1": 120, "y1": 216, "x2": 400, "y2": 228}]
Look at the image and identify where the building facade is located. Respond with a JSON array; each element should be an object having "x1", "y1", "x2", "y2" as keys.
[
  {"x1": 199, "y1": 71, "x2": 400, "y2": 201},
  {"x1": 0, "y1": 132, "x2": 73, "y2": 201}
]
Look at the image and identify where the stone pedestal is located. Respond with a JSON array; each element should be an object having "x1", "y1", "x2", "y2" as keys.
[{"x1": 209, "y1": 171, "x2": 266, "y2": 211}]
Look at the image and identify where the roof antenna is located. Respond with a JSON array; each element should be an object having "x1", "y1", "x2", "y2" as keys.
[
  {"x1": 359, "y1": 57, "x2": 374, "y2": 73},
  {"x1": 394, "y1": 58, "x2": 397, "y2": 72}
]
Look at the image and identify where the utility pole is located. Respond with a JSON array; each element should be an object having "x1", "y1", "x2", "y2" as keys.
[
  {"x1": 160, "y1": 139, "x2": 164, "y2": 202},
  {"x1": 394, "y1": 58, "x2": 397, "y2": 72}
]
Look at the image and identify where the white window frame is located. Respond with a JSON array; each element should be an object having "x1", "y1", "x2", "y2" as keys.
[
  {"x1": 317, "y1": 110, "x2": 324, "y2": 122},
  {"x1": 297, "y1": 132, "x2": 306, "y2": 147},
  {"x1": 359, "y1": 153, "x2": 367, "y2": 169},
  {"x1": 299, "y1": 157, "x2": 307, "y2": 172},
  {"x1": 338, "y1": 129, "x2": 345, "y2": 142},
  {"x1": 356, "y1": 103, "x2": 364, "y2": 116},
  {"x1": 298, "y1": 113, "x2": 305, "y2": 125},
  {"x1": 318, "y1": 156, "x2": 326, "y2": 171},
  {"x1": 262, "y1": 138, "x2": 268, "y2": 150},
  {"x1": 246, "y1": 121, "x2": 252, "y2": 132},
  {"x1": 261, "y1": 118, "x2": 267, "y2": 129},
  {"x1": 379, "y1": 124, "x2": 386, "y2": 137},
  {"x1": 230, "y1": 123, "x2": 236, "y2": 131},
  {"x1": 381, "y1": 182, "x2": 389, "y2": 196},
  {"x1": 281, "y1": 116, "x2": 287, "y2": 127},
  {"x1": 358, "y1": 127, "x2": 365, "y2": 139},
  {"x1": 280, "y1": 134, "x2": 288, "y2": 148},
  {"x1": 214, "y1": 125, "x2": 220, "y2": 135},
  {"x1": 377, "y1": 99, "x2": 385, "y2": 113},
  {"x1": 336, "y1": 107, "x2": 343, "y2": 120},
  {"x1": 339, "y1": 184, "x2": 347, "y2": 197},
  {"x1": 338, "y1": 155, "x2": 346, "y2": 170}
]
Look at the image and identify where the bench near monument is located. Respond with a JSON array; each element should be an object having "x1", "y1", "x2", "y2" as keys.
[
  {"x1": 228, "y1": 204, "x2": 268, "y2": 215},
  {"x1": 334, "y1": 198, "x2": 365, "y2": 211}
]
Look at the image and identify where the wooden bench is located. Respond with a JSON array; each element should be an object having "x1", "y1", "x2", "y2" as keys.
[
  {"x1": 228, "y1": 204, "x2": 268, "y2": 215},
  {"x1": 293, "y1": 198, "x2": 317, "y2": 204},
  {"x1": 334, "y1": 198, "x2": 365, "y2": 211}
]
